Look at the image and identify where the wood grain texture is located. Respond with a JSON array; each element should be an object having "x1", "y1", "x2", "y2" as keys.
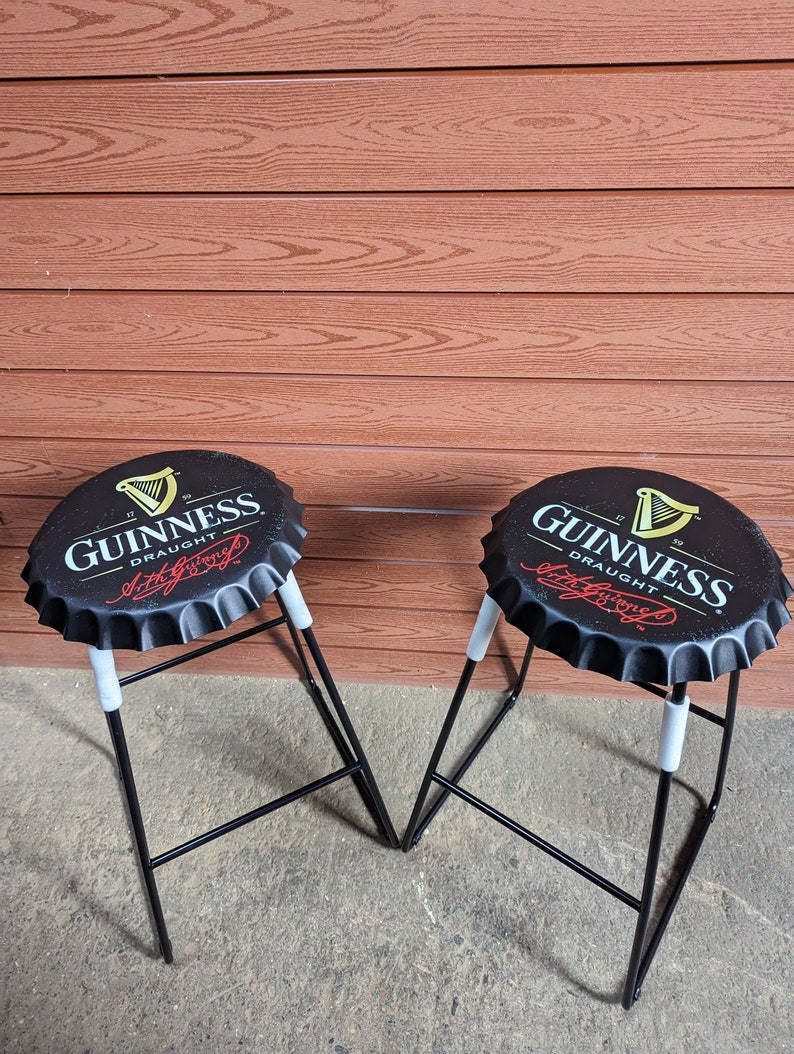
[
  {"x1": 2, "y1": 373, "x2": 791, "y2": 455},
  {"x1": 4, "y1": 192, "x2": 793, "y2": 293},
  {"x1": 3, "y1": 440, "x2": 792, "y2": 520},
  {"x1": 3, "y1": 592, "x2": 792, "y2": 706},
  {"x1": 3, "y1": 292, "x2": 793, "y2": 381},
  {"x1": 4, "y1": 499, "x2": 790, "y2": 570},
  {"x1": 4, "y1": 67, "x2": 793, "y2": 193},
  {"x1": 3, "y1": 625, "x2": 791, "y2": 708},
  {"x1": 3, "y1": 588, "x2": 792, "y2": 678},
  {"x1": 2, "y1": 551, "x2": 788, "y2": 646},
  {"x1": 3, "y1": 8, "x2": 792, "y2": 708},
  {"x1": 3, "y1": 0, "x2": 793, "y2": 77}
]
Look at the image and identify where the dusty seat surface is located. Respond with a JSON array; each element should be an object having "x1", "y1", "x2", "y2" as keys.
[
  {"x1": 22, "y1": 449, "x2": 306, "y2": 650},
  {"x1": 480, "y1": 466, "x2": 791, "y2": 684}
]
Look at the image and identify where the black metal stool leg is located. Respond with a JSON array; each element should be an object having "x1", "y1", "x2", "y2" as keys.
[
  {"x1": 105, "y1": 709, "x2": 174, "y2": 964},
  {"x1": 623, "y1": 670, "x2": 740, "y2": 1007},
  {"x1": 622, "y1": 678, "x2": 690, "y2": 1004},
  {"x1": 88, "y1": 644, "x2": 173, "y2": 964},
  {"x1": 300, "y1": 625, "x2": 399, "y2": 847},
  {"x1": 412, "y1": 637, "x2": 535, "y2": 843},
  {"x1": 401, "y1": 657, "x2": 478, "y2": 850},
  {"x1": 274, "y1": 592, "x2": 388, "y2": 834},
  {"x1": 402, "y1": 594, "x2": 533, "y2": 850},
  {"x1": 277, "y1": 572, "x2": 399, "y2": 847},
  {"x1": 710, "y1": 669, "x2": 739, "y2": 811},
  {"x1": 623, "y1": 679, "x2": 690, "y2": 1006},
  {"x1": 622, "y1": 761, "x2": 674, "y2": 1007}
]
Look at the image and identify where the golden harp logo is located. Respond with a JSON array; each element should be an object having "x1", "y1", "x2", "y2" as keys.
[
  {"x1": 116, "y1": 466, "x2": 178, "y2": 517},
  {"x1": 631, "y1": 486, "x2": 700, "y2": 539}
]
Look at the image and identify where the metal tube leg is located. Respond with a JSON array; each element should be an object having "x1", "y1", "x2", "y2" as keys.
[
  {"x1": 105, "y1": 708, "x2": 173, "y2": 964},
  {"x1": 402, "y1": 594, "x2": 512, "y2": 851},
  {"x1": 301, "y1": 626, "x2": 400, "y2": 848},
  {"x1": 622, "y1": 681, "x2": 689, "y2": 1008},
  {"x1": 622, "y1": 768, "x2": 672, "y2": 1008},
  {"x1": 711, "y1": 670, "x2": 739, "y2": 810},
  {"x1": 629, "y1": 669, "x2": 740, "y2": 1000},
  {"x1": 87, "y1": 645, "x2": 173, "y2": 962},
  {"x1": 401, "y1": 657, "x2": 477, "y2": 850},
  {"x1": 276, "y1": 573, "x2": 398, "y2": 846},
  {"x1": 275, "y1": 593, "x2": 365, "y2": 772},
  {"x1": 507, "y1": 638, "x2": 535, "y2": 706},
  {"x1": 407, "y1": 638, "x2": 536, "y2": 847},
  {"x1": 282, "y1": 599, "x2": 393, "y2": 840}
]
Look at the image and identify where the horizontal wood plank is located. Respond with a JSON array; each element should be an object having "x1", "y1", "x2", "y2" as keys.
[
  {"x1": 4, "y1": 595, "x2": 792, "y2": 678},
  {"x1": 2, "y1": 373, "x2": 790, "y2": 455},
  {"x1": 4, "y1": 67, "x2": 793, "y2": 193},
  {"x1": 3, "y1": 292, "x2": 793, "y2": 381},
  {"x1": 2, "y1": 618, "x2": 791, "y2": 708},
  {"x1": 3, "y1": 1, "x2": 793, "y2": 77},
  {"x1": 3, "y1": 440, "x2": 793, "y2": 520},
  {"x1": 5, "y1": 544, "x2": 793, "y2": 619},
  {"x1": 4, "y1": 193, "x2": 792, "y2": 293}
]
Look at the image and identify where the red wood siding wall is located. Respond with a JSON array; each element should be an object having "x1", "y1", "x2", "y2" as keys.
[{"x1": 1, "y1": 2, "x2": 793, "y2": 706}]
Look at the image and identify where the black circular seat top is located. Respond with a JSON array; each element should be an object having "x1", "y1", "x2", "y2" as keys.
[
  {"x1": 480, "y1": 467, "x2": 792, "y2": 685},
  {"x1": 22, "y1": 450, "x2": 306, "y2": 651}
]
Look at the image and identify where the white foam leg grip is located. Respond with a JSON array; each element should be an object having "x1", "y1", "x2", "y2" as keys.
[
  {"x1": 466, "y1": 594, "x2": 502, "y2": 662},
  {"x1": 658, "y1": 693, "x2": 690, "y2": 772},
  {"x1": 278, "y1": 570, "x2": 313, "y2": 630},
  {"x1": 87, "y1": 645, "x2": 124, "y2": 713}
]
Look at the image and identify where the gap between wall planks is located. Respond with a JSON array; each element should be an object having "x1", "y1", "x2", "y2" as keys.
[
  {"x1": 2, "y1": 440, "x2": 792, "y2": 518},
  {"x1": 2, "y1": 501, "x2": 791, "y2": 567},
  {"x1": 4, "y1": 447, "x2": 792, "y2": 688},
  {"x1": 3, "y1": 502, "x2": 792, "y2": 684},
  {"x1": 3, "y1": 66, "x2": 793, "y2": 193},
  {"x1": 3, "y1": 524, "x2": 792, "y2": 604},
  {"x1": 2, "y1": 292, "x2": 793, "y2": 381},
  {"x1": 3, "y1": 0, "x2": 794, "y2": 76},
  {"x1": 3, "y1": 192, "x2": 794, "y2": 293},
  {"x1": 1, "y1": 627, "x2": 790, "y2": 710},
  {"x1": 1, "y1": 372, "x2": 791, "y2": 456}
]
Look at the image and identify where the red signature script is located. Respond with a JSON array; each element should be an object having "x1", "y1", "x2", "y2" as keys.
[
  {"x1": 107, "y1": 534, "x2": 250, "y2": 605},
  {"x1": 520, "y1": 563, "x2": 677, "y2": 629}
]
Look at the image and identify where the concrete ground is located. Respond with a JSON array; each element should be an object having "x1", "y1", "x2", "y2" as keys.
[{"x1": 2, "y1": 665, "x2": 791, "y2": 1053}]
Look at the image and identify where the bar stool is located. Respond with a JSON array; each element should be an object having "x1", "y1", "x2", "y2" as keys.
[
  {"x1": 22, "y1": 448, "x2": 398, "y2": 962},
  {"x1": 402, "y1": 466, "x2": 791, "y2": 1007}
]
